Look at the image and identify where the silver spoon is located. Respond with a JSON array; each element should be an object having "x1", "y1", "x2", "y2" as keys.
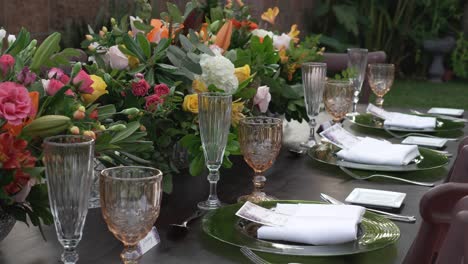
[{"x1": 169, "y1": 210, "x2": 204, "y2": 236}]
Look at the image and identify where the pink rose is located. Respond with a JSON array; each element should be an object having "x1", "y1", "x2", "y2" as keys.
[
  {"x1": 17, "y1": 67, "x2": 36, "y2": 86},
  {"x1": 154, "y1": 83, "x2": 170, "y2": 96},
  {"x1": 0, "y1": 82, "x2": 32, "y2": 125},
  {"x1": 48, "y1": 68, "x2": 70, "y2": 84},
  {"x1": 145, "y1": 94, "x2": 164, "y2": 112},
  {"x1": 42, "y1": 79, "x2": 64, "y2": 96},
  {"x1": 106, "y1": 45, "x2": 129, "y2": 70},
  {"x1": 131, "y1": 79, "x2": 150, "y2": 97},
  {"x1": 253, "y1": 85, "x2": 271, "y2": 113},
  {"x1": 0, "y1": 54, "x2": 15, "y2": 77},
  {"x1": 72, "y1": 70, "x2": 94, "y2": 94}
]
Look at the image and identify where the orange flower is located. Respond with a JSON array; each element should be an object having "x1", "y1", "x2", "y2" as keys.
[
  {"x1": 215, "y1": 20, "x2": 233, "y2": 52},
  {"x1": 288, "y1": 24, "x2": 300, "y2": 43},
  {"x1": 235, "y1": 0, "x2": 244, "y2": 7},
  {"x1": 199, "y1": 23, "x2": 209, "y2": 42},
  {"x1": 2, "y1": 91, "x2": 39, "y2": 136},
  {"x1": 147, "y1": 19, "x2": 169, "y2": 43},
  {"x1": 261, "y1": 7, "x2": 279, "y2": 25},
  {"x1": 279, "y1": 49, "x2": 288, "y2": 64}
]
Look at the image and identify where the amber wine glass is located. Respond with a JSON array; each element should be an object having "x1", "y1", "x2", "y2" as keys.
[
  {"x1": 323, "y1": 80, "x2": 354, "y2": 123},
  {"x1": 100, "y1": 166, "x2": 163, "y2": 264},
  {"x1": 238, "y1": 117, "x2": 282, "y2": 203},
  {"x1": 368, "y1": 63, "x2": 395, "y2": 108}
]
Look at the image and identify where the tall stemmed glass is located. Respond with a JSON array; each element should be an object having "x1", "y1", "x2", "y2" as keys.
[
  {"x1": 347, "y1": 48, "x2": 368, "y2": 114},
  {"x1": 323, "y1": 80, "x2": 354, "y2": 124},
  {"x1": 43, "y1": 135, "x2": 95, "y2": 264},
  {"x1": 197, "y1": 92, "x2": 232, "y2": 210},
  {"x1": 238, "y1": 117, "x2": 283, "y2": 203},
  {"x1": 368, "y1": 63, "x2": 395, "y2": 108},
  {"x1": 100, "y1": 166, "x2": 163, "y2": 264},
  {"x1": 300, "y1": 62, "x2": 327, "y2": 148}
]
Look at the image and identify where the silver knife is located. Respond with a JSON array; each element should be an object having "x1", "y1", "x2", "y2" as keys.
[{"x1": 320, "y1": 193, "x2": 416, "y2": 223}]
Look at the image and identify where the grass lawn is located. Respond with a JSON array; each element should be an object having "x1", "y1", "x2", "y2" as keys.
[{"x1": 370, "y1": 79, "x2": 468, "y2": 110}]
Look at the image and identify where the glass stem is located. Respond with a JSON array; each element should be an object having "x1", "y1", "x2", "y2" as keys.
[
  {"x1": 308, "y1": 117, "x2": 316, "y2": 143},
  {"x1": 206, "y1": 169, "x2": 220, "y2": 204},
  {"x1": 120, "y1": 245, "x2": 141, "y2": 264},
  {"x1": 253, "y1": 173, "x2": 266, "y2": 194},
  {"x1": 375, "y1": 96, "x2": 384, "y2": 108},
  {"x1": 61, "y1": 247, "x2": 79, "y2": 264}
]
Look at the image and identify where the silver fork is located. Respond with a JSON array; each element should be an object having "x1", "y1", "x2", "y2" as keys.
[
  {"x1": 383, "y1": 128, "x2": 459, "y2": 141},
  {"x1": 240, "y1": 247, "x2": 271, "y2": 264},
  {"x1": 339, "y1": 166, "x2": 435, "y2": 187}
]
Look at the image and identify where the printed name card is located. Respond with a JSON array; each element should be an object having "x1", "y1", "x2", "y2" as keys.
[
  {"x1": 236, "y1": 201, "x2": 289, "y2": 227},
  {"x1": 137, "y1": 227, "x2": 160, "y2": 255},
  {"x1": 319, "y1": 124, "x2": 360, "y2": 149},
  {"x1": 366, "y1": 104, "x2": 393, "y2": 120}
]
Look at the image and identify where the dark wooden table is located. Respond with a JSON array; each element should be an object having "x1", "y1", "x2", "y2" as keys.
[{"x1": 1, "y1": 107, "x2": 465, "y2": 264}]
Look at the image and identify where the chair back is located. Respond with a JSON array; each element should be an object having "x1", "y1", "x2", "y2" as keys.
[
  {"x1": 403, "y1": 183, "x2": 468, "y2": 264},
  {"x1": 322, "y1": 51, "x2": 387, "y2": 104}
]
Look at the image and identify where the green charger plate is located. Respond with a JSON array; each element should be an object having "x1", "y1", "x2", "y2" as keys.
[
  {"x1": 308, "y1": 145, "x2": 448, "y2": 172},
  {"x1": 202, "y1": 200, "x2": 400, "y2": 256},
  {"x1": 347, "y1": 113, "x2": 465, "y2": 132}
]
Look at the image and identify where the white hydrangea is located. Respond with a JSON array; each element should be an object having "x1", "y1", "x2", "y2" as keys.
[
  {"x1": 251, "y1": 29, "x2": 274, "y2": 39},
  {"x1": 199, "y1": 53, "x2": 238, "y2": 94},
  {"x1": 273, "y1": 33, "x2": 292, "y2": 50}
]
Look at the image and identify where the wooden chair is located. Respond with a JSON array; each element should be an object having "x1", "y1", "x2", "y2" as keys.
[
  {"x1": 403, "y1": 183, "x2": 468, "y2": 264},
  {"x1": 322, "y1": 51, "x2": 387, "y2": 104}
]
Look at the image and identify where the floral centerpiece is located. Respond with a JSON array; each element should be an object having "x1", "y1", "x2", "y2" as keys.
[
  {"x1": 0, "y1": 27, "x2": 152, "y2": 237},
  {"x1": 79, "y1": 0, "x2": 323, "y2": 191}
]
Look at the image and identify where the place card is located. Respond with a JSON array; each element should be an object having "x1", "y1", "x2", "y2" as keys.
[
  {"x1": 401, "y1": 136, "x2": 447, "y2": 148},
  {"x1": 366, "y1": 104, "x2": 393, "y2": 120},
  {"x1": 428, "y1": 107, "x2": 464, "y2": 117},
  {"x1": 319, "y1": 124, "x2": 360, "y2": 149},
  {"x1": 236, "y1": 201, "x2": 289, "y2": 227},
  {"x1": 137, "y1": 227, "x2": 160, "y2": 255}
]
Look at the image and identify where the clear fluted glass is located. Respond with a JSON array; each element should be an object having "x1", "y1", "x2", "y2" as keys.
[
  {"x1": 301, "y1": 62, "x2": 327, "y2": 148},
  {"x1": 347, "y1": 48, "x2": 368, "y2": 114},
  {"x1": 100, "y1": 166, "x2": 163, "y2": 264},
  {"x1": 323, "y1": 80, "x2": 354, "y2": 124},
  {"x1": 368, "y1": 63, "x2": 395, "y2": 108},
  {"x1": 238, "y1": 117, "x2": 283, "y2": 203},
  {"x1": 197, "y1": 92, "x2": 232, "y2": 210},
  {"x1": 43, "y1": 135, "x2": 95, "y2": 264}
]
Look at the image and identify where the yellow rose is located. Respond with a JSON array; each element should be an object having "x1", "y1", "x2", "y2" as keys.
[
  {"x1": 231, "y1": 100, "x2": 246, "y2": 127},
  {"x1": 192, "y1": 79, "x2": 208, "y2": 93},
  {"x1": 82, "y1": 75, "x2": 108, "y2": 105},
  {"x1": 127, "y1": 55, "x2": 140, "y2": 69},
  {"x1": 234, "y1": 64, "x2": 251, "y2": 83},
  {"x1": 182, "y1": 94, "x2": 199, "y2": 113}
]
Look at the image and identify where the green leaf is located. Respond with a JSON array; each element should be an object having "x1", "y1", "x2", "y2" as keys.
[
  {"x1": 133, "y1": 20, "x2": 154, "y2": 31},
  {"x1": 97, "y1": 104, "x2": 117, "y2": 120},
  {"x1": 5, "y1": 28, "x2": 30, "y2": 56},
  {"x1": 210, "y1": 7, "x2": 224, "y2": 22},
  {"x1": 146, "y1": 67, "x2": 155, "y2": 86},
  {"x1": 30, "y1": 32, "x2": 61, "y2": 71},
  {"x1": 179, "y1": 35, "x2": 195, "y2": 52},
  {"x1": 122, "y1": 35, "x2": 146, "y2": 62},
  {"x1": 110, "y1": 121, "x2": 140, "y2": 143},
  {"x1": 332, "y1": 4, "x2": 359, "y2": 36},
  {"x1": 136, "y1": 33, "x2": 151, "y2": 58},
  {"x1": 189, "y1": 153, "x2": 205, "y2": 176},
  {"x1": 234, "y1": 87, "x2": 256, "y2": 99},
  {"x1": 167, "y1": 2, "x2": 183, "y2": 23},
  {"x1": 163, "y1": 173, "x2": 173, "y2": 193}
]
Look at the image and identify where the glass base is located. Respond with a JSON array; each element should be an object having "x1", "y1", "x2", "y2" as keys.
[
  {"x1": 197, "y1": 200, "x2": 222, "y2": 210},
  {"x1": 237, "y1": 192, "x2": 276, "y2": 203}
]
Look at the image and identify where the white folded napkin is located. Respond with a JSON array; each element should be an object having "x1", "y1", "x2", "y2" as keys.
[
  {"x1": 257, "y1": 204, "x2": 365, "y2": 245},
  {"x1": 384, "y1": 113, "x2": 436, "y2": 129},
  {"x1": 336, "y1": 137, "x2": 420, "y2": 166}
]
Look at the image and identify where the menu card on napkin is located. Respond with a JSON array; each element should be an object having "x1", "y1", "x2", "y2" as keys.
[
  {"x1": 367, "y1": 104, "x2": 436, "y2": 129},
  {"x1": 319, "y1": 124, "x2": 360, "y2": 149},
  {"x1": 237, "y1": 202, "x2": 366, "y2": 245}
]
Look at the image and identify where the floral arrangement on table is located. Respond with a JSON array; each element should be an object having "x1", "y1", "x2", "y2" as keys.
[
  {"x1": 0, "y1": 28, "x2": 153, "y2": 235},
  {"x1": 78, "y1": 0, "x2": 324, "y2": 189}
]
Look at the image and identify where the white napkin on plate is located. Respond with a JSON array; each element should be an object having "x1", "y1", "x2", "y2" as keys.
[
  {"x1": 257, "y1": 204, "x2": 365, "y2": 245},
  {"x1": 384, "y1": 113, "x2": 436, "y2": 129},
  {"x1": 336, "y1": 137, "x2": 420, "y2": 166}
]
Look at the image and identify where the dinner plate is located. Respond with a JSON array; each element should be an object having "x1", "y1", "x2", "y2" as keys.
[
  {"x1": 307, "y1": 144, "x2": 448, "y2": 172},
  {"x1": 347, "y1": 113, "x2": 464, "y2": 132},
  {"x1": 345, "y1": 188, "x2": 406, "y2": 209},
  {"x1": 202, "y1": 200, "x2": 400, "y2": 256}
]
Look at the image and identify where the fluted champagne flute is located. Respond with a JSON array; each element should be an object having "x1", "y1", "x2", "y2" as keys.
[
  {"x1": 368, "y1": 63, "x2": 395, "y2": 108},
  {"x1": 197, "y1": 92, "x2": 232, "y2": 210},
  {"x1": 323, "y1": 80, "x2": 354, "y2": 124},
  {"x1": 43, "y1": 135, "x2": 95, "y2": 264},
  {"x1": 100, "y1": 166, "x2": 163, "y2": 264},
  {"x1": 347, "y1": 48, "x2": 368, "y2": 114},
  {"x1": 301, "y1": 62, "x2": 327, "y2": 148},
  {"x1": 238, "y1": 117, "x2": 282, "y2": 203}
]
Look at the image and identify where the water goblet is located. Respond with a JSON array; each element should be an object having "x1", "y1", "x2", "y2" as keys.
[
  {"x1": 100, "y1": 166, "x2": 163, "y2": 264},
  {"x1": 323, "y1": 80, "x2": 354, "y2": 124},
  {"x1": 197, "y1": 92, "x2": 232, "y2": 210},
  {"x1": 238, "y1": 117, "x2": 283, "y2": 203},
  {"x1": 368, "y1": 63, "x2": 395, "y2": 108},
  {"x1": 43, "y1": 135, "x2": 95, "y2": 264},
  {"x1": 300, "y1": 62, "x2": 327, "y2": 148},
  {"x1": 347, "y1": 48, "x2": 368, "y2": 114}
]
